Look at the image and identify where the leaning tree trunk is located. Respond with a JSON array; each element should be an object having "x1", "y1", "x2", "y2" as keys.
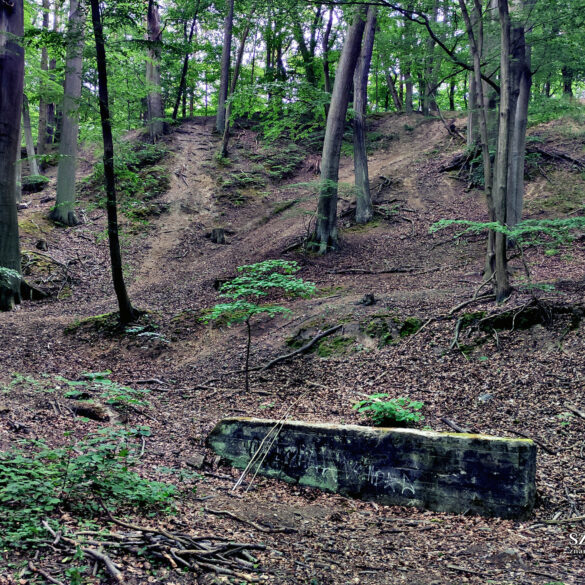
[
  {"x1": 51, "y1": 0, "x2": 85, "y2": 226},
  {"x1": 22, "y1": 94, "x2": 40, "y2": 176},
  {"x1": 312, "y1": 6, "x2": 367, "y2": 254},
  {"x1": 146, "y1": 0, "x2": 165, "y2": 142},
  {"x1": 89, "y1": 0, "x2": 138, "y2": 324},
  {"x1": 0, "y1": 0, "x2": 25, "y2": 309},
  {"x1": 215, "y1": 0, "x2": 234, "y2": 134},
  {"x1": 386, "y1": 72, "x2": 403, "y2": 111},
  {"x1": 354, "y1": 6, "x2": 377, "y2": 224}
]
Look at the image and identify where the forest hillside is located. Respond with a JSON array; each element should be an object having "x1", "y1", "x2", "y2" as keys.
[{"x1": 0, "y1": 110, "x2": 584, "y2": 585}]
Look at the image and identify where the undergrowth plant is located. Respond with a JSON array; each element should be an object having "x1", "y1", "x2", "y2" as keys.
[
  {"x1": 0, "y1": 426, "x2": 175, "y2": 548},
  {"x1": 430, "y1": 217, "x2": 585, "y2": 291},
  {"x1": 353, "y1": 394, "x2": 424, "y2": 427},
  {"x1": 58, "y1": 371, "x2": 151, "y2": 409},
  {"x1": 202, "y1": 260, "x2": 316, "y2": 391}
]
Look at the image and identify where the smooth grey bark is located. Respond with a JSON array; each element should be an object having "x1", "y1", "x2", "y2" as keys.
[
  {"x1": 0, "y1": 0, "x2": 25, "y2": 308},
  {"x1": 146, "y1": 0, "x2": 165, "y2": 142},
  {"x1": 459, "y1": 0, "x2": 498, "y2": 285},
  {"x1": 52, "y1": 0, "x2": 85, "y2": 226},
  {"x1": 215, "y1": 0, "x2": 234, "y2": 134},
  {"x1": 489, "y1": 0, "x2": 512, "y2": 301},
  {"x1": 312, "y1": 6, "x2": 367, "y2": 254},
  {"x1": 22, "y1": 94, "x2": 40, "y2": 176},
  {"x1": 354, "y1": 6, "x2": 377, "y2": 224},
  {"x1": 506, "y1": 7, "x2": 531, "y2": 229},
  {"x1": 90, "y1": 0, "x2": 137, "y2": 324}
]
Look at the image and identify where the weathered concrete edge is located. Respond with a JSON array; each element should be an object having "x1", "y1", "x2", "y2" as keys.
[{"x1": 212, "y1": 417, "x2": 534, "y2": 445}]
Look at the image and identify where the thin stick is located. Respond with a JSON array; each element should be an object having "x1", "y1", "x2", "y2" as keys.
[
  {"x1": 260, "y1": 325, "x2": 342, "y2": 371},
  {"x1": 28, "y1": 562, "x2": 65, "y2": 585}
]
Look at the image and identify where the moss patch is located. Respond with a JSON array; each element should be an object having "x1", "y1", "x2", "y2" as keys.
[
  {"x1": 317, "y1": 335, "x2": 355, "y2": 357},
  {"x1": 399, "y1": 317, "x2": 423, "y2": 338}
]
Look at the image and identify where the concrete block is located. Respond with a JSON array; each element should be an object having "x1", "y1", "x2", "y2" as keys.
[{"x1": 207, "y1": 418, "x2": 536, "y2": 518}]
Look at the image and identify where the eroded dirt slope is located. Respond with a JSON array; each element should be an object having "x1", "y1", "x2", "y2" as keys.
[{"x1": 1, "y1": 113, "x2": 584, "y2": 585}]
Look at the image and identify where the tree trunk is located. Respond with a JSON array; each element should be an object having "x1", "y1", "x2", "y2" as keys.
[
  {"x1": 172, "y1": 4, "x2": 199, "y2": 122},
  {"x1": 422, "y1": 0, "x2": 439, "y2": 116},
  {"x1": 386, "y1": 72, "x2": 403, "y2": 111},
  {"x1": 52, "y1": 0, "x2": 85, "y2": 226},
  {"x1": 459, "y1": 0, "x2": 497, "y2": 283},
  {"x1": 89, "y1": 0, "x2": 138, "y2": 324},
  {"x1": 215, "y1": 0, "x2": 234, "y2": 134},
  {"x1": 37, "y1": 0, "x2": 50, "y2": 167},
  {"x1": 46, "y1": 0, "x2": 59, "y2": 146},
  {"x1": 22, "y1": 94, "x2": 40, "y2": 176},
  {"x1": 492, "y1": 0, "x2": 512, "y2": 301},
  {"x1": 0, "y1": 0, "x2": 25, "y2": 309},
  {"x1": 561, "y1": 66, "x2": 573, "y2": 97},
  {"x1": 506, "y1": 13, "x2": 531, "y2": 229},
  {"x1": 220, "y1": 21, "x2": 251, "y2": 157},
  {"x1": 312, "y1": 6, "x2": 367, "y2": 254},
  {"x1": 322, "y1": 7, "x2": 334, "y2": 117},
  {"x1": 146, "y1": 0, "x2": 165, "y2": 142},
  {"x1": 354, "y1": 6, "x2": 377, "y2": 225}
]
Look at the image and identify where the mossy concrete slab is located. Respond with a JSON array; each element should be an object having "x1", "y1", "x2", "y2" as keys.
[{"x1": 207, "y1": 418, "x2": 536, "y2": 519}]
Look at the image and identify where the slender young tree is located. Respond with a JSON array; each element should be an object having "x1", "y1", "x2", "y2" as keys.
[
  {"x1": 220, "y1": 18, "x2": 252, "y2": 157},
  {"x1": 89, "y1": 0, "x2": 138, "y2": 324},
  {"x1": 354, "y1": 5, "x2": 377, "y2": 224},
  {"x1": 22, "y1": 94, "x2": 40, "y2": 176},
  {"x1": 0, "y1": 0, "x2": 25, "y2": 309},
  {"x1": 215, "y1": 0, "x2": 234, "y2": 133},
  {"x1": 51, "y1": 0, "x2": 85, "y2": 226},
  {"x1": 37, "y1": 0, "x2": 50, "y2": 166},
  {"x1": 171, "y1": 1, "x2": 201, "y2": 122},
  {"x1": 312, "y1": 6, "x2": 367, "y2": 253}
]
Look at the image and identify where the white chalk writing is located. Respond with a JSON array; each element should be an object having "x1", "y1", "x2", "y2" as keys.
[{"x1": 245, "y1": 438, "x2": 417, "y2": 497}]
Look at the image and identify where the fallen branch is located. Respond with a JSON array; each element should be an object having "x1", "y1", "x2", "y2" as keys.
[
  {"x1": 505, "y1": 429, "x2": 557, "y2": 455},
  {"x1": 565, "y1": 404, "x2": 585, "y2": 420},
  {"x1": 326, "y1": 267, "x2": 419, "y2": 275},
  {"x1": 543, "y1": 515, "x2": 585, "y2": 525},
  {"x1": 440, "y1": 417, "x2": 476, "y2": 434},
  {"x1": 82, "y1": 548, "x2": 124, "y2": 583},
  {"x1": 205, "y1": 508, "x2": 296, "y2": 534},
  {"x1": 527, "y1": 144, "x2": 585, "y2": 169},
  {"x1": 260, "y1": 325, "x2": 342, "y2": 371},
  {"x1": 28, "y1": 562, "x2": 65, "y2": 585}
]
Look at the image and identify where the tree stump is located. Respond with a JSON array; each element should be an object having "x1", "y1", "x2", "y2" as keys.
[{"x1": 211, "y1": 228, "x2": 226, "y2": 244}]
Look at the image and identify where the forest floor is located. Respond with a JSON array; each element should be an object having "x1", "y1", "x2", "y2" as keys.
[{"x1": 1, "y1": 112, "x2": 585, "y2": 585}]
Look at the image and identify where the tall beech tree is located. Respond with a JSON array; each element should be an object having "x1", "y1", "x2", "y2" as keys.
[
  {"x1": 215, "y1": 0, "x2": 234, "y2": 134},
  {"x1": 146, "y1": 0, "x2": 165, "y2": 142},
  {"x1": 52, "y1": 0, "x2": 85, "y2": 226},
  {"x1": 354, "y1": 5, "x2": 377, "y2": 225},
  {"x1": 89, "y1": 0, "x2": 138, "y2": 324},
  {"x1": 0, "y1": 0, "x2": 24, "y2": 309},
  {"x1": 312, "y1": 6, "x2": 367, "y2": 253}
]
